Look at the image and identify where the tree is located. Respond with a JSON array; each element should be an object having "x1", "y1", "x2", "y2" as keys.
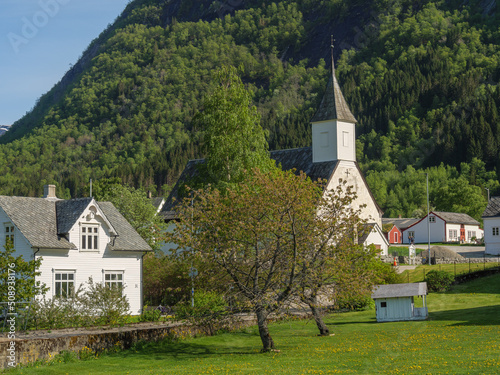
[
  {"x1": 296, "y1": 182, "x2": 380, "y2": 336},
  {"x1": 91, "y1": 178, "x2": 166, "y2": 250},
  {"x1": 194, "y1": 65, "x2": 274, "y2": 189},
  {"x1": 169, "y1": 168, "x2": 374, "y2": 351},
  {"x1": 0, "y1": 239, "x2": 47, "y2": 303}
]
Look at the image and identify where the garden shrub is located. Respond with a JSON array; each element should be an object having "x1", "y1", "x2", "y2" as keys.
[{"x1": 426, "y1": 270, "x2": 454, "y2": 292}]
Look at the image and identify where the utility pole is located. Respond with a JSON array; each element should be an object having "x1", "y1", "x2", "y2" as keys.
[{"x1": 427, "y1": 173, "x2": 431, "y2": 265}]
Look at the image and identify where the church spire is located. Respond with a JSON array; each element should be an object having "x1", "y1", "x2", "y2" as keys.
[{"x1": 311, "y1": 36, "x2": 357, "y2": 124}]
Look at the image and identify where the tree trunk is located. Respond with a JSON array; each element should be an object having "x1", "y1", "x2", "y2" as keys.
[
  {"x1": 308, "y1": 301, "x2": 331, "y2": 336},
  {"x1": 255, "y1": 307, "x2": 275, "y2": 352}
]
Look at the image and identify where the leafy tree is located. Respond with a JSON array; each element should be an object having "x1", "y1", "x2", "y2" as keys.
[
  {"x1": 91, "y1": 179, "x2": 166, "y2": 250},
  {"x1": 169, "y1": 168, "x2": 378, "y2": 351},
  {"x1": 194, "y1": 65, "x2": 274, "y2": 189},
  {"x1": 0, "y1": 240, "x2": 47, "y2": 302}
]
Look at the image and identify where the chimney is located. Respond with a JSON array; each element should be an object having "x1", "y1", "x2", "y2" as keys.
[
  {"x1": 43, "y1": 184, "x2": 57, "y2": 199},
  {"x1": 398, "y1": 214, "x2": 402, "y2": 219}
]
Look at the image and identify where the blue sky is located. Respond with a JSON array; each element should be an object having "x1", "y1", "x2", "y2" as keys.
[{"x1": 0, "y1": 0, "x2": 131, "y2": 125}]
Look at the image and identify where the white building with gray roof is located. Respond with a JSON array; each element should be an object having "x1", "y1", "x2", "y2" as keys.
[
  {"x1": 0, "y1": 185, "x2": 152, "y2": 314},
  {"x1": 482, "y1": 197, "x2": 500, "y2": 255}
]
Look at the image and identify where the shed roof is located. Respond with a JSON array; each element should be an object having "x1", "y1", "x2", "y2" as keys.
[{"x1": 371, "y1": 282, "x2": 427, "y2": 299}]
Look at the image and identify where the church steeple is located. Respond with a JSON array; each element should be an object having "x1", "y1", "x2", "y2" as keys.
[
  {"x1": 311, "y1": 37, "x2": 357, "y2": 164},
  {"x1": 311, "y1": 37, "x2": 356, "y2": 124}
]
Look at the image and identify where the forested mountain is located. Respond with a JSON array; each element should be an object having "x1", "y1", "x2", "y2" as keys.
[{"x1": 1, "y1": 0, "x2": 499, "y2": 221}]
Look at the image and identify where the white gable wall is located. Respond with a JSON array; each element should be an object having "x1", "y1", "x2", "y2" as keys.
[
  {"x1": 0, "y1": 208, "x2": 34, "y2": 261},
  {"x1": 402, "y1": 215, "x2": 445, "y2": 244},
  {"x1": 327, "y1": 161, "x2": 382, "y2": 229},
  {"x1": 363, "y1": 225, "x2": 389, "y2": 256},
  {"x1": 484, "y1": 217, "x2": 500, "y2": 255}
]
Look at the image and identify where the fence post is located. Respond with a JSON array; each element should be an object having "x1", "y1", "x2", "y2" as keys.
[
  {"x1": 469, "y1": 258, "x2": 471, "y2": 274},
  {"x1": 454, "y1": 261, "x2": 456, "y2": 278}
]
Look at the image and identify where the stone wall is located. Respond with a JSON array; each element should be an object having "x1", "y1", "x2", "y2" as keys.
[{"x1": 0, "y1": 316, "x2": 255, "y2": 369}]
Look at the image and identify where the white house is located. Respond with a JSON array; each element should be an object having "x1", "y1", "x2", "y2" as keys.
[
  {"x1": 482, "y1": 197, "x2": 500, "y2": 255},
  {"x1": 0, "y1": 185, "x2": 152, "y2": 314},
  {"x1": 371, "y1": 282, "x2": 428, "y2": 322},
  {"x1": 401, "y1": 211, "x2": 483, "y2": 244},
  {"x1": 160, "y1": 47, "x2": 387, "y2": 255}
]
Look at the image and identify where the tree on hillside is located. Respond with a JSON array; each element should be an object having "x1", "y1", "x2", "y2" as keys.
[
  {"x1": 193, "y1": 65, "x2": 274, "y2": 189},
  {"x1": 169, "y1": 168, "x2": 374, "y2": 351}
]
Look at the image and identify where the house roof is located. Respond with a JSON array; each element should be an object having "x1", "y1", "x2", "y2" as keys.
[
  {"x1": 0, "y1": 195, "x2": 151, "y2": 252},
  {"x1": 482, "y1": 197, "x2": 500, "y2": 218},
  {"x1": 432, "y1": 211, "x2": 480, "y2": 225},
  {"x1": 98, "y1": 202, "x2": 151, "y2": 251},
  {"x1": 371, "y1": 282, "x2": 427, "y2": 299},
  {"x1": 0, "y1": 196, "x2": 75, "y2": 249},
  {"x1": 382, "y1": 218, "x2": 418, "y2": 230},
  {"x1": 310, "y1": 53, "x2": 357, "y2": 124},
  {"x1": 56, "y1": 198, "x2": 93, "y2": 235}
]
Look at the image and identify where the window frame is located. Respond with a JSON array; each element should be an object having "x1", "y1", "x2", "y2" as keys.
[
  {"x1": 4, "y1": 223, "x2": 15, "y2": 246},
  {"x1": 54, "y1": 270, "x2": 76, "y2": 299},
  {"x1": 493, "y1": 227, "x2": 499, "y2": 236},
  {"x1": 103, "y1": 271, "x2": 124, "y2": 292},
  {"x1": 81, "y1": 224, "x2": 99, "y2": 251},
  {"x1": 429, "y1": 216, "x2": 435, "y2": 223}
]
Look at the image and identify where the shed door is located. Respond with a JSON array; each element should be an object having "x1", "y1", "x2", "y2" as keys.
[{"x1": 380, "y1": 301, "x2": 388, "y2": 319}]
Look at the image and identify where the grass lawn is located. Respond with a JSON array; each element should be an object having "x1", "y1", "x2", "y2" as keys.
[
  {"x1": 6, "y1": 274, "x2": 500, "y2": 375},
  {"x1": 400, "y1": 263, "x2": 500, "y2": 283}
]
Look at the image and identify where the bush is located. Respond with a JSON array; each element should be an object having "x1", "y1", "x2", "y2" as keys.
[
  {"x1": 175, "y1": 290, "x2": 231, "y2": 336},
  {"x1": 29, "y1": 277, "x2": 130, "y2": 330},
  {"x1": 426, "y1": 270, "x2": 454, "y2": 292}
]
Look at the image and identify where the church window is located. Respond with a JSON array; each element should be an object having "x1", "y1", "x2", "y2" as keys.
[
  {"x1": 320, "y1": 132, "x2": 329, "y2": 148},
  {"x1": 342, "y1": 131, "x2": 349, "y2": 147}
]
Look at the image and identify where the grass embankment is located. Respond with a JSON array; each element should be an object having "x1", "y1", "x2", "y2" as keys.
[
  {"x1": 6, "y1": 274, "x2": 500, "y2": 374},
  {"x1": 400, "y1": 262, "x2": 500, "y2": 283}
]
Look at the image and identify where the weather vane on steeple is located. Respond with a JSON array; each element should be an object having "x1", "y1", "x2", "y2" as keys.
[{"x1": 331, "y1": 35, "x2": 335, "y2": 70}]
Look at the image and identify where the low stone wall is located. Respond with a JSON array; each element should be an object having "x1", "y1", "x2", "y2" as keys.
[
  {"x1": 381, "y1": 255, "x2": 499, "y2": 265},
  {"x1": 0, "y1": 316, "x2": 255, "y2": 370}
]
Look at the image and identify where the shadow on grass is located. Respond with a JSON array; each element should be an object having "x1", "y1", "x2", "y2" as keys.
[
  {"x1": 430, "y1": 304, "x2": 500, "y2": 326},
  {"x1": 107, "y1": 334, "x2": 263, "y2": 361}
]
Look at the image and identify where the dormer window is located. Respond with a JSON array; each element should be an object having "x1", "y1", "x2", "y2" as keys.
[{"x1": 81, "y1": 224, "x2": 99, "y2": 251}]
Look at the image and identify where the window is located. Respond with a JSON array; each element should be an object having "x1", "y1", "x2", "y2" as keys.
[
  {"x1": 429, "y1": 216, "x2": 435, "y2": 223},
  {"x1": 468, "y1": 231, "x2": 476, "y2": 239},
  {"x1": 493, "y1": 227, "x2": 499, "y2": 236},
  {"x1": 381, "y1": 302, "x2": 387, "y2": 308},
  {"x1": 342, "y1": 131, "x2": 349, "y2": 147},
  {"x1": 104, "y1": 272, "x2": 124, "y2": 291},
  {"x1": 449, "y1": 229, "x2": 458, "y2": 240},
  {"x1": 394, "y1": 232, "x2": 398, "y2": 243},
  {"x1": 4, "y1": 223, "x2": 14, "y2": 245},
  {"x1": 55, "y1": 271, "x2": 75, "y2": 298},
  {"x1": 81, "y1": 225, "x2": 99, "y2": 250}
]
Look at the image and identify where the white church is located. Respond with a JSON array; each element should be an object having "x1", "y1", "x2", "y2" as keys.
[{"x1": 161, "y1": 48, "x2": 388, "y2": 255}]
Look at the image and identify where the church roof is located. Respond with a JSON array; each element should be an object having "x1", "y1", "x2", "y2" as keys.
[
  {"x1": 160, "y1": 148, "x2": 339, "y2": 219},
  {"x1": 311, "y1": 52, "x2": 357, "y2": 124},
  {"x1": 160, "y1": 146, "x2": 383, "y2": 219}
]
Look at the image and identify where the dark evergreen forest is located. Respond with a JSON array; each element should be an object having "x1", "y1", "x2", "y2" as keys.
[{"x1": 1, "y1": 0, "x2": 499, "y2": 220}]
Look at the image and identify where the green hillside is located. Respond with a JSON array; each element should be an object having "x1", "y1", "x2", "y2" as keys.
[{"x1": 1, "y1": 0, "x2": 499, "y2": 220}]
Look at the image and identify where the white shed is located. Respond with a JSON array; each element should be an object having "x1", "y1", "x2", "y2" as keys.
[{"x1": 371, "y1": 283, "x2": 428, "y2": 322}]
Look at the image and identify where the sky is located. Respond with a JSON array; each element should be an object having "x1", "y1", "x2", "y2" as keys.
[{"x1": 0, "y1": 0, "x2": 132, "y2": 125}]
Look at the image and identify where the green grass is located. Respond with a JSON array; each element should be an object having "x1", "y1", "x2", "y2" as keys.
[{"x1": 6, "y1": 274, "x2": 500, "y2": 375}]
